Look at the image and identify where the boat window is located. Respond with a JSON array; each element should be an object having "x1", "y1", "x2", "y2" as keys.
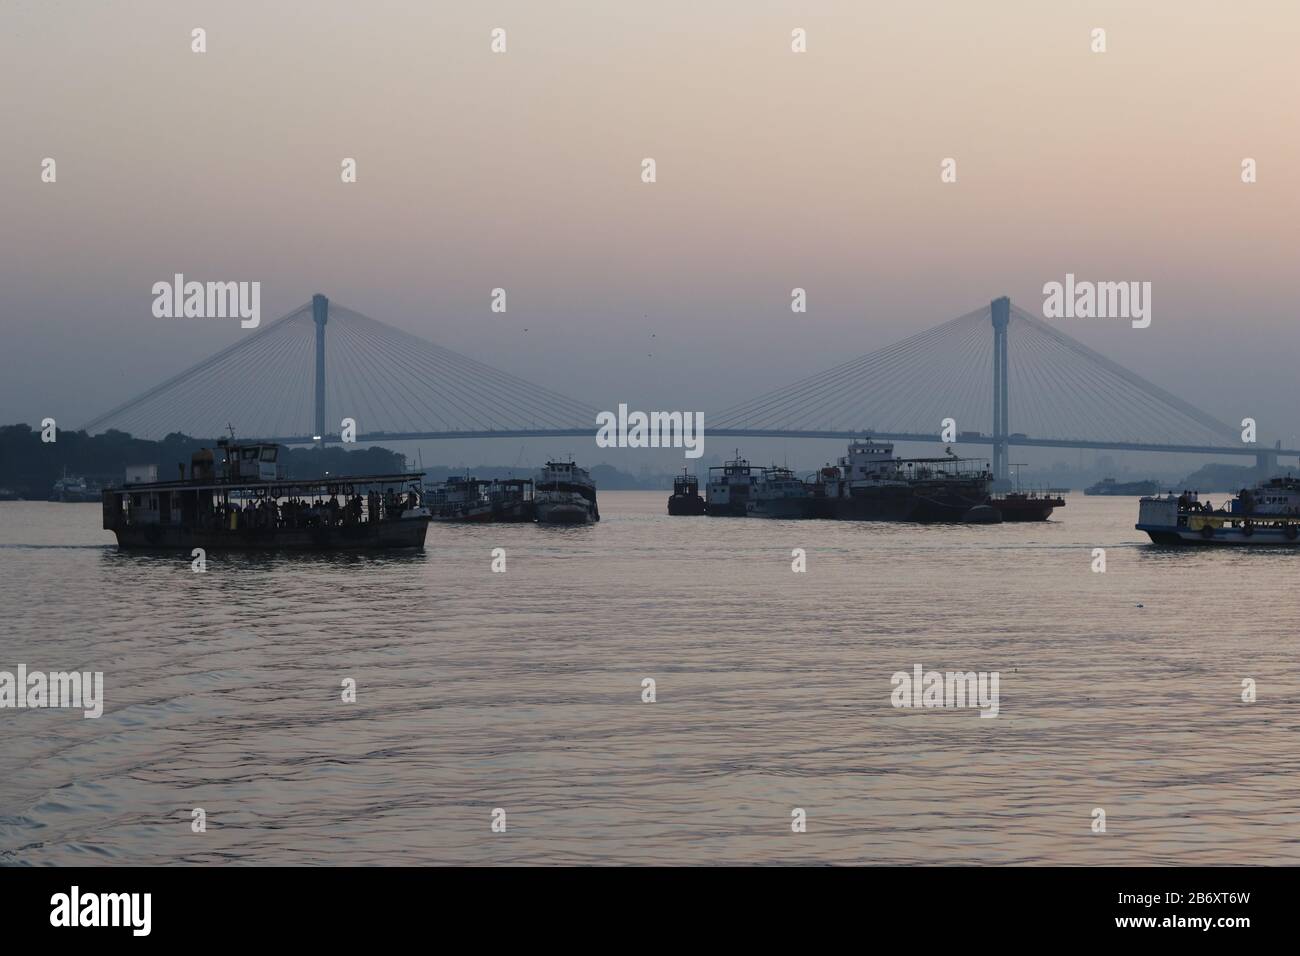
[
  {"x1": 242, "y1": 448, "x2": 258, "y2": 460},
  {"x1": 260, "y1": 447, "x2": 277, "y2": 462}
]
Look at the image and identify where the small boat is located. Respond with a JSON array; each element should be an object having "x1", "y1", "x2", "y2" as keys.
[
  {"x1": 1136, "y1": 477, "x2": 1300, "y2": 546},
  {"x1": 667, "y1": 468, "x2": 705, "y2": 515},
  {"x1": 535, "y1": 460, "x2": 599, "y2": 524},
  {"x1": 101, "y1": 438, "x2": 430, "y2": 550}
]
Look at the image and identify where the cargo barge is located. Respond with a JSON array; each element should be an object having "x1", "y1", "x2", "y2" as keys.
[{"x1": 713, "y1": 440, "x2": 997, "y2": 523}]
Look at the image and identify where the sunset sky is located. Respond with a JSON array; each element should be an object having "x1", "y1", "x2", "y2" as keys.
[{"x1": 2, "y1": 0, "x2": 1297, "y2": 467}]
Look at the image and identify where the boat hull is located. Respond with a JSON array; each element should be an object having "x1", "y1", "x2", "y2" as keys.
[
  {"x1": 667, "y1": 494, "x2": 706, "y2": 516},
  {"x1": 431, "y1": 501, "x2": 536, "y2": 523},
  {"x1": 1137, "y1": 523, "x2": 1300, "y2": 546},
  {"x1": 991, "y1": 497, "x2": 1063, "y2": 521},
  {"x1": 747, "y1": 498, "x2": 813, "y2": 519},
  {"x1": 536, "y1": 502, "x2": 594, "y2": 524},
  {"x1": 50, "y1": 490, "x2": 98, "y2": 503},
  {"x1": 814, "y1": 488, "x2": 987, "y2": 523},
  {"x1": 112, "y1": 517, "x2": 430, "y2": 551}
]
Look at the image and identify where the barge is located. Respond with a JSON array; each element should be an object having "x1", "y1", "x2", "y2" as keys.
[
  {"x1": 711, "y1": 440, "x2": 997, "y2": 522},
  {"x1": 810, "y1": 440, "x2": 994, "y2": 522}
]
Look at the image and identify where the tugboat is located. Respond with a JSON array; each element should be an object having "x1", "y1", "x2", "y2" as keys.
[
  {"x1": 1136, "y1": 477, "x2": 1300, "y2": 546},
  {"x1": 428, "y1": 475, "x2": 535, "y2": 522},
  {"x1": 810, "y1": 439, "x2": 994, "y2": 523},
  {"x1": 1086, "y1": 477, "x2": 1159, "y2": 496},
  {"x1": 705, "y1": 453, "x2": 755, "y2": 516},
  {"x1": 535, "y1": 460, "x2": 599, "y2": 524},
  {"x1": 667, "y1": 468, "x2": 706, "y2": 515},
  {"x1": 101, "y1": 438, "x2": 430, "y2": 550},
  {"x1": 746, "y1": 466, "x2": 812, "y2": 518}
]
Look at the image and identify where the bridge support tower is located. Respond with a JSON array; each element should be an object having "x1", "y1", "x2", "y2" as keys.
[
  {"x1": 1255, "y1": 441, "x2": 1280, "y2": 481},
  {"x1": 991, "y1": 296, "x2": 1011, "y2": 488},
  {"x1": 312, "y1": 293, "x2": 328, "y2": 446}
]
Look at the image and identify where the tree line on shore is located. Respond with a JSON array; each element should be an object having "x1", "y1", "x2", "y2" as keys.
[
  {"x1": 0, "y1": 424, "x2": 405, "y2": 497},
  {"x1": 0, "y1": 424, "x2": 676, "y2": 497}
]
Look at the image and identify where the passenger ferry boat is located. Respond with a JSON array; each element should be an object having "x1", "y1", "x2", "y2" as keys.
[
  {"x1": 705, "y1": 454, "x2": 755, "y2": 516},
  {"x1": 427, "y1": 475, "x2": 535, "y2": 522},
  {"x1": 667, "y1": 468, "x2": 706, "y2": 515},
  {"x1": 535, "y1": 460, "x2": 599, "y2": 524},
  {"x1": 746, "y1": 466, "x2": 812, "y2": 519},
  {"x1": 1136, "y1": 477, "x2": 1300, "y2": 546},
  {"x1": 809, "y1": 439, "x2": 993, "y2": 522},
  {"x1": 101, "y1": 438, "x2": 430, "y2": 550}
]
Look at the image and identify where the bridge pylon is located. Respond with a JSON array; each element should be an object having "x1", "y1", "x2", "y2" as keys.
[
  {"x1": 1255, "y1": 441, "x2": 1281, "y2": 481},
  {"x1": 312, "y1": 293, "x2": 328, "y2": 446},
  {"x1": 991, "y1": 296, "x2": 1011, "y2": 489}
]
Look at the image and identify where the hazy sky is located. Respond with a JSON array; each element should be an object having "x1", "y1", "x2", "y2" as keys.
[{"x1": 2, "y1": 0, "x2": 1297, "y2": 470}]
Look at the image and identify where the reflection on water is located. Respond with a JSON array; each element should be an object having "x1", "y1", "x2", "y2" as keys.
[{"x1": 1, "y1": 495, "x2": 1298, "y2": 865}]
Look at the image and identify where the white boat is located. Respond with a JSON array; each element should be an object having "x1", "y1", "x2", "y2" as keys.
[
  {"x1": 535, "y1": 460, "x2": 598, "y2": 524},
  {"x1": 705, "y1": 454, "x2": 755, "y2": 516},
  {"x1": 1136, "y1": 478, "x2": 1300, "y2": 545}
]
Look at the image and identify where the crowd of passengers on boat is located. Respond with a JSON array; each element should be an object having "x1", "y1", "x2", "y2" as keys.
[{"x1": 212, "y1": 489, "x2": 419, "y2": 531}]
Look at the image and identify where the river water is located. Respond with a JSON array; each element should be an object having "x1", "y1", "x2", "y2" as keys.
[{"x1": 1, "y1": 493, "x2": 1297, "y2": 865}]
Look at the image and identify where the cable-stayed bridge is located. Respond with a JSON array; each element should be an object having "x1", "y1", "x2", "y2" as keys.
[{"x1": 80, "y1": 294, "x2": 1296, "y2": 482}]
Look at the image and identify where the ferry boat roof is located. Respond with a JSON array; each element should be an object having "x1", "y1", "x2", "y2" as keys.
[{"x1": 105, "y1": 472, "x2": 426, "y2": 494}]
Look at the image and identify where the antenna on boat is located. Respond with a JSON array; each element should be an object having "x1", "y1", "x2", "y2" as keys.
[
  {"x1": 1010, "y1": 463, "x2": 1028, "y2": 492},
  {"x1": 226, "y1": 423, "x2": 236, "y2": 439}
]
